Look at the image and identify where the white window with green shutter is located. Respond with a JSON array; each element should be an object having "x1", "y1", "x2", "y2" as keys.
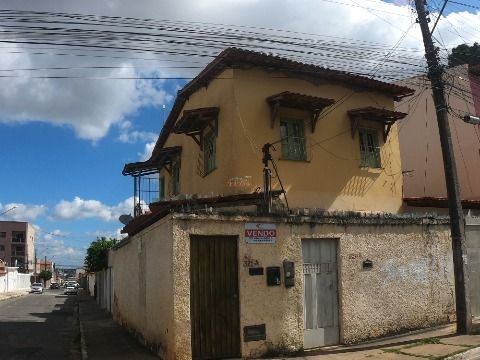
[
  {"x1": 203, "y1": 130, "x2": 216, "y2": 175},
  {"x1": 359, "y1": 128, "x2": 381, "y2": 168},
  {"x1": 280, "y1": 117, "x2": 306, "y2": 161}
]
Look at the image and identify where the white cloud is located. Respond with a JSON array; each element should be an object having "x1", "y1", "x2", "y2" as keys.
[
  {"x1": 117, "y1": 120, "x2": 158, "y2": 143},
  {"x1": 0, "y1": 43, "x2": 171, "y2": 141},
  {"x1": 0, "y1": 202, "x2": 47, "y2": 222},
  {"x1": 138, "y1": 140, "x2": 157, "y2": 161},
  {"x1": 0, "y1": 0, "x2": 477, "y2": 144},
  {"x1": 34, "y1": 228, "x2": 85, "y2": 263},
  {"x1": 52, "y1": 196, "x2": 134, "y2": 222}
]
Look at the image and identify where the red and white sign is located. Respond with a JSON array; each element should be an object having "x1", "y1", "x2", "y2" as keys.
[{"x1": 245, "y1": 223, "x2": 277, "y2": 244}]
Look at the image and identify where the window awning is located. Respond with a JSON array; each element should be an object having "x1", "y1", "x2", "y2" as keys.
[
  {"x1": 266, "y1": 91, "x2": 335, "y2": 132},
  {"x1": 347, "y1": 106, "x2": 407, "y2": 141},
  {"x1": 173, "y1": 107, "x2": 219, "y2": 146},
  {"x1": 122, "y1": 146, "x2": 182, "y2": 176}
]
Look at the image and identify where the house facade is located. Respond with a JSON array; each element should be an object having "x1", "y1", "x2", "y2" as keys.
[
  {"x1": 109, "y1": 48, "x2": 460, "y2": 360},
  {"x1": 124, "y1": 48, "x2": 413, "y2": 214},
  {"x1": 0, "y1": 221, "x2": 35, "y2": 273},
  {"x1": 397, "y1": 64, "x2": 480, "y2": 212}
]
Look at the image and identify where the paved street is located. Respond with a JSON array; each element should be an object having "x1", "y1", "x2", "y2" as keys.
[{"x1": 0, "y1": 289, "x2": 77, "y2": 360}]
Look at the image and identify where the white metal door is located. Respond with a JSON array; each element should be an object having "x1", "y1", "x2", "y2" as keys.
[{"x1": 302, "y1": 239, "x2": 339, "y2": 348}]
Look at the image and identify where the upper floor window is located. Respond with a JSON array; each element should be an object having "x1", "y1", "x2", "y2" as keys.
[
  {"x1": 171, "y1": 160, "x2": 181, "y2": 196},
  {"x1": 159, "y1": 176, "x2": 165, "y2": 201},
  {"x1": 203, "y1": 130, "x2": 216, "y2": 175},
  {"x1": 0, "y1": 245, "x2": 4, "y2": 251},
  {"x1": 0, "y1": 232, "x2": 5, "y2": 238},
  {"x1": 359, "y1": 128, "x2": 381, "y2": 168},
  {"x1": 11, "y1": 231, "x2": 25, "y2": 243},
  {"x1": 280, "y1": 117, "x2": 306, "y2": 161}
]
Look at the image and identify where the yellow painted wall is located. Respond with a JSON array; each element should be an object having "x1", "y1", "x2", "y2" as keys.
[{"x1": 160, "y1": 68, "x2": 404, "y2": 213}]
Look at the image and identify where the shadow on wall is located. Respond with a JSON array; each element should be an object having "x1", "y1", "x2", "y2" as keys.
[{"x1": 340, "y1": 173, "x2": 379, "y2": 197}]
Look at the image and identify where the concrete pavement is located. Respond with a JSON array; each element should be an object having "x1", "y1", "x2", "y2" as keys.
[
  {"x1": 75, "y1": 289, "x2": 480, "y2": 359},
  {"x1": 268, "y1": 325, "x2": 480, "y2": 360},
  {"x1": 0, "y1": 288, "x2": 29, "y2": 302},
  {"x1": 76, "y1": 290, "x2": 158, "y2": 360},
  {"x1": 0, "y1": 289, "x2": 78, "y2": 360}
]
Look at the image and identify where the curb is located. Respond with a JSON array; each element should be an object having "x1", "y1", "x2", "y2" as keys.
[
  {"x1": 80, "y1": 320, "x2": 88, "y2": 360},
  {"x1": 446, "y1": 346, "x2": 480, "y2": 360},
  {"x1": 0, "y1": 290, "x2": 29, "y2": 302}
]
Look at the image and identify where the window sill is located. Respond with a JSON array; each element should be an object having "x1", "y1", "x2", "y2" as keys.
[
  {"x1": 359, "y1": 166, "x2": 384, "y2": 173},
  {"x1": 278, "y1": 157, "x2": 310, "y2": 163},
  {"x1": 202, "y1": 167, "x2": 217, "y2": 177}
]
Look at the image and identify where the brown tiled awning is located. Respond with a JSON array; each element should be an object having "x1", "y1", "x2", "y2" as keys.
[
  {"x1": 266, "y1": 91, "x2": 335, "y2": 132},
  {"x1": 122, "y1": 146, "x2": 182, "y2": 176},
  {"x1": 174, "y1": 107, "x2": 219, "y2": 146},
  {"x1": 347, "y1": 106, "x2": 407, "y2": 141},
  {"x1": 404, "y1": 197, "x2": 480, "y2": 209}
]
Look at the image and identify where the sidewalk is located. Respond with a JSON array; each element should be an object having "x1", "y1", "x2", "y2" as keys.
[
  {"x1": 76, "y1": 290, "x2": 158, "y2": 360},
  {"x1": 270, "y1": 325, "x2": 480, "y2": 360},
  {"x1": 75, "y1": 289, "x2": 480, "y2": 360},
  {"x1": 0, "y1": 289, "x2": 29, "y2": 302}
]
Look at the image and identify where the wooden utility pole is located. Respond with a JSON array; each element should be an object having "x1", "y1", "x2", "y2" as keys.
[{"x1": 414, "y1": 0, "x2": 471, "y2": 333}]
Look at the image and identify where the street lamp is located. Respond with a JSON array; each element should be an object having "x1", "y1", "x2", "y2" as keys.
[{"x1": 0, "y1": 206, "x2": 17, "y2": 217}]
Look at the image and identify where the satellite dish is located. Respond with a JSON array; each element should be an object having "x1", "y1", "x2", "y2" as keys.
[{"x1": 119, "y1": 214, "x2": 133, "y2": 225}]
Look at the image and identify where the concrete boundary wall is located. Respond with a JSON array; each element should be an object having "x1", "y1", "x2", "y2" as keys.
[
  {"x1": 111, "y1": 217, "x2": 175, "y2": 359},
  {"x1": 0, "y1": 268, "x2": 31, "y2": 293},
  {"x1": 110, "y1": 213, "x2": 455, "y2": 360}
]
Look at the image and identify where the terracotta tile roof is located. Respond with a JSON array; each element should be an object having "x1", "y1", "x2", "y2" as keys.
[
  {"x1": 347, "y1": 106, "x2": 408, "y2": 122},
  {"x1": 146, "y1": 47, "x2": 415, "y2": 164},
  {"x1": 404, "y1": 197, "x2": 480, "y2": 209},
  {"x1": 122, "y1": 146, "x2": 182, "y2": 176},
  {"x1": 266, "y1": 91, "x2": 335, "y2": 110},
  {"x1": 121, "y1": 191, "x2": 282, "y2": 236}
]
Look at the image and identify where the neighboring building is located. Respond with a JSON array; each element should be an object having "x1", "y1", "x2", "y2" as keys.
[
  {"x1": 0, "y1": 221, "x2": 35, "y2": 273},
  {"x1": 397, "y1": 64, "x2": 480, "y2": 212},
  {"x1": 396, "y1": 64, "x2": 480, "y2": 320},
  {"x1": 35, "y1": 259, "x2": 54, "y2": 274},
  {"x1": 107, "y1": 48, "x2": 461, "y2": 360}
]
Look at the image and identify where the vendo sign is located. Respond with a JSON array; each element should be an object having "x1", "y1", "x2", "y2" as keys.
[{"x1": 245, "y1": 223, "x2": 277, "y2": 244}]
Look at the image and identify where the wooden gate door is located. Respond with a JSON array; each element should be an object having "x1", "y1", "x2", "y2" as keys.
[
  {"x1": 302, "y1": 239, "x2": 339, "y2": 348},
  {"x1": 190, "y1": 236, "x2": 240, "y2": 360}
]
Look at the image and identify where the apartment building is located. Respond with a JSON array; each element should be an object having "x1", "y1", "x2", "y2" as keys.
[{"x1": 0, "y1": 221, "x2": 35, "y2": 273}]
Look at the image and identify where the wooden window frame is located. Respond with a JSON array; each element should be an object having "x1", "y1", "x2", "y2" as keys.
[
  {"x1": 159, "y1": 176, "x2": 165, "y2": 200},
  {"x1": 202, "y1": 129, "x2": 216, "y2": 176},
  {"x1": 358, "y1": 128, "x2": 381, "y2": 168},
  {"x1": 280, "y1": 117, "x2": 306, "y2": 161},
  {"x1": 171, "y1": 160, "x2": 181, "y2": 196}
]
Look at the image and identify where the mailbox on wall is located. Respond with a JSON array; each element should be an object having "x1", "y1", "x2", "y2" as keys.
[
  {"x1": 266, "y1": 266, "x2": 281, "y2": 286},
  {"x1": 283, "y1": 260, "x2": 295, "y2": 287}
]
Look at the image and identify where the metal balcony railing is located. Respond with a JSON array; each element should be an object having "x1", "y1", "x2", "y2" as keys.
[{"x1": 134, "y1": 176, "x2": 160, "y2": 217}]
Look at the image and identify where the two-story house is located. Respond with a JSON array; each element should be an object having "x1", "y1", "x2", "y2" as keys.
[{"x1": 109, "y1": 48, "x2": 457, "y2": 360}]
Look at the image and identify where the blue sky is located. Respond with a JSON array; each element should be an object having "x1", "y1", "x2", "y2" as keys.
[{"x1": 0, "y1": 0, "x2": 478, "y2": 267}]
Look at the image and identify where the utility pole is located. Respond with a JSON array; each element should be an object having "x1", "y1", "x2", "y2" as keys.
[{"x1": 414, "y1": 0, "x2": 471, "y2": 334}]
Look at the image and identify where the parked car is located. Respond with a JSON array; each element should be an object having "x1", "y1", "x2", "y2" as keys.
[
  {"x1": 30, "y1": 283, "x2": 43, "y2": 294},
  {"x1": 50, "y1": 282, "x2": 60, "y2": 289},
  {"x1": 64, "y1": 283, "x2": 78, "y2": 295}
]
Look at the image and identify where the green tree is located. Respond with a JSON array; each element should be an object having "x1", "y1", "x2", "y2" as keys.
[
  {"x1": 84, "y1": 237, "x2": 117, "y2": 272},
  {"x1": 38, "y1": 270, "x2": 52, "y2": 287},
  {"x1": 448, "y1": 43, "x2": 480, "y2": 67}
]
